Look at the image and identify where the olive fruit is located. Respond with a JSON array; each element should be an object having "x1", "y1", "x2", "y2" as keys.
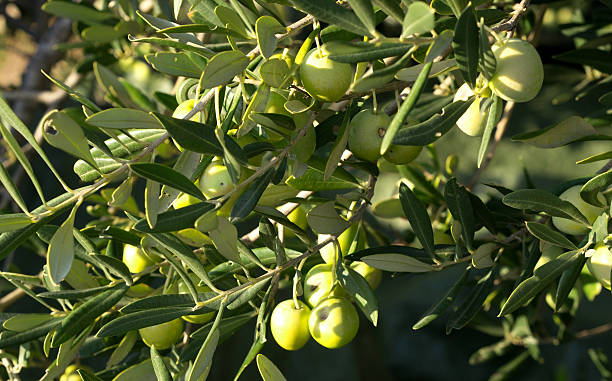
[
  {"x1": 348, "y1": 109, "x2": 388, "y2": 162},
  {"x1": 270, "y1": 299, "x2": 311, "y2": 350},
  {"x1": 138, "y1": 318, "x2": 184, "y2": 350},
  {"x1": 300, "y1": 44, "x2": 353, "y2": 103},
  {"x1": 489, "y1": 38, "x2": 544, "y2": 103},
  {"x1": 587, "y1": 244, "x2": 612, "y2": 290},
  {"x1": 303, "y1": 263, "x2": 346, "y2": 307},
  {"x1": 177, "y1": 274, "x2": 215, "y2": 324},
  {"x1": 551, "y1": 185, "x2": 605, "y2": 235},
  {"x1": 199, "y1": 160, "x2": 234, "y2": 199},
  {"x1": 308, "y1": 297, "x2": 359, "y2": 349},
  {"x1": 122, "y1": 244, "x2": 155, "y2": 273}
]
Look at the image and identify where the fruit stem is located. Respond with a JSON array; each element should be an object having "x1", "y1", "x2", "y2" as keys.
[{"x1": 372, "y1": 90, "x2": 378, "y2": 114}]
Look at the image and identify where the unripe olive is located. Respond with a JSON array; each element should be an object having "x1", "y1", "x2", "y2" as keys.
[
  {"x1": 300, "y1": 45, "x2": 353, "y2": 103},
  {"x1": 551, "y1": 185, "x2": 605, "y2": 235},
  {"x1": 587, "y1": 244, "x2": 612, "y2": 290},
  {"x1": 489, "y1": 38, "x2": 544, "y2": 103},
  {"x1": 308, "y1": 297, "x2": 359, "y2": 349},
  {"x1": 198, "y1": 160, "x2": 234, "y2": 199},
  {"x1": 270, "y1": 299, "x2": 311, "y2": 350},
  {"x1": 348, "y1": 109, "x2": 388, "y2": 162}
]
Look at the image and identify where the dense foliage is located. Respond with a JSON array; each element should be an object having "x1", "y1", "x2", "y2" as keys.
[{"x1": 0, "y1": 0, "x2": 611, "y2": 380}]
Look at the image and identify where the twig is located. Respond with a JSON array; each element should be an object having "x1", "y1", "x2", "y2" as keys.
[
  {"x1": 246, "y1": 15, "x2": 315, "y2": 58},
  {"x1": 491, "y1": 0, "x2": 532, "y2": 33},
  {"x1": 0, "y1": 288, "x2": 25, "y2": 312},
  {"x1": 468, "y1": 101, "x2": 515, "y2": 189},
  {"x1": 241, "y1": 190, "x2": 314, "y2": 244}
]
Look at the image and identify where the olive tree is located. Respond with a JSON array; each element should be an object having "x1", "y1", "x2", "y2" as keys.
[{"x1": 0, "y1": 0, "x2": 611, "y2": 380}]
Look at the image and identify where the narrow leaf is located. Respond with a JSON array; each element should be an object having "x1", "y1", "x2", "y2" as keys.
[
  {"x1": 525, "y1": 222, "x2": 578, "y2": 250},
  {"x1": 130, "y1": 163, "x2": 205, "y2": 200},
  {"x1": 452, "y1": 6, "x2": 479, "y2": 87},
  {"x1": 502, "y1": 189, "x2": 590, "y2": 225},
  {"x1": 399, "y1": 183, "x2": 435, "y2": 258}
]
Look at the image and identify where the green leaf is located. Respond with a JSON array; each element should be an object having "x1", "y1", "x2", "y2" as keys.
[
  {"x1": 145, "y1": 178, "x2": 160, "y2": 229},
  {"x1": 452, "y1": 6, "x2": 479, "y2": 88},
  {"x1": 381, "y1": 61, "x2": 432, "y2": 154},
  {"x1": 130, "y1": 163, "x2": 205, "y2": 200},
  {"x1": 477, "y1": 95, "x2": 502, "y2": 168},
  {"x1": 138, "y1": 10, "x2": 206, "y2": 47},
  {"x1": 0, "y1": 213, "x2": 34, "y2": 233},
  {"x1": 361, "y1": 254, "x2": 435, "y2": 272},
  {"x1": 37, "y1": 284, "x2": 114, "y2": 300},
  {"x1": 502, "y1": 189, "x2": 590, "y2": 225},
  {"x1": 478, "y1": 23, "x2": 496, "y2": 80},
  {"x1": 202, "y1": 51, "x2": 250, "y2": 89},
  {"x1": 402, "y1": 2, "x2": 435, "y2": 37},
  {"x1": 152, "y1": 113, "x2": 222, "y2": 155},
  {"x1": 42, "y1": 110, "x2": 97, "y2": 168},
  {"x1": 147, "y1": 233, "x2": 217, "y2": 290},
  {"x1": 413, "y1": 266, "x2": 471, "y2": 329},
  {"x1": 107, "y1": 331, "x2": 139, "y2": 368},
  {"x1": 327, "y1": 41, "x2": 414, "y2": 64},
  {"x1": 512, "y1": 116, "x2": 598, "y2": 148},
  {"x1": 306, "y1": 201, "x2": 351, "y2": 235},
  {"x1": 347, "y1": 0, "x2": 377, "y2": 36},
  {"x1": 0, "y1": 318, "x2": 61, "y2": 349},
  {"x1": 525, "y1": 222, "x2": 578, "y2": 250},
  {"x1": 337, "y1": 264, "x2": 379, "y2": 326},
  {"x1": 0, "y1": 95, "x2": 69, "y2": 192},
  {"x1": 231, "y1": 168, "x2": 274, "y2": 220},
  {"x1": 286, "y1": 156, "x2": 360, "y2": 191},
  {"x1": 134, "y1": 201, "x2": 215, "y2": 233},
  {"x1": 424, "y1": 29, "x2": 454, "y2": 62},
  {"x1": 289, "y1": 0, "x2": 370, "y2": 36},
  {"x1": 77, "y1": 369, "x2": 104, "y2": 381},
  {"x1": 259, "y1": 59, "x2": 290, "y2": 88},
  {"x1": 86, "y1": 108, "x2": 160, "y2": 130},
  {"x1": 0, "y1": 164, "x2": 29, "y2": 214},
  {"x1": 351, "y1": 50, "x2": 414, "y2": 93},
  {"x1": 91, "y1": 255, "x2": 133, "y2": 286},
  {"x1": 499, "y1": 250, "x2": 579, "y2": 316},
  {"x1": 97, "y1": 306, "x2": 192, "y2": 338},
  {"x1": 145, "y1": 52, "x2": 207, "y2": 78},
  {"x1": 150, "y1": 346, "x2": 171, "y2": 381},
  {"x1": 257, "y1": 354, "x2": 287, "y2": 381},
  {"x1": 373, "y1": 0, "x2": 404, "y2": 22},
  {"x1": 446, "y1": 268, "x2": 495, "y2": 333},
  {"x1": 324, "y1": 106, "x2": 354, "y2": 180},
  {"x1": 399, "y1": 183, "x2": 435, "y2": 258},
  {"x1": 42, "y1": 1, "x2": 115, "y2": 25},
  {"x1": 554, "y1": 255, "x2": 586, "y2": 312},
  {"x1": 209, "y1": 217, "x2": 241, "y2": 263},
  {"x1": 47, "y1": 204, "x2": 78, "y2": 284},
  {"x1": 554, "y1": 49, "x2": 612, "y2": 74},
  {"x1": 0, "y1": 190, "x2": 77, "y2": 261},
  {"x1": 81, "y1": 24, "x2": 127, "y2": 43},
  {"x1": 157, "y1": 24, "x2": 244, "y2": 38},
  {"x1": 93, "y1": 63, "x2": 139, "y2": 109},
  {"x1": 112, "y1": 359, "x2": 156, "y2": 381},
  {"x1": 74, "y1": 129, "x2": 167, "y2": 182},
  {"x1": 444, "y1": 178, "x2": 475, "y2": 249},
  {"x1": 215, "y1": 5, "x2": 250, "y2": 38},
  {"x1": 121, "y1": 293, "x2": 217, "y2": 313},
  {"x1": 52, "y1": 283, "x2": 128, "y2": 347},
  {"x1": 577, "y1": 151, "x2": 612, "y2": 164},
  {"x1": 580, "y1": 171, "x2": 612, "y2": 208},
  {"x1": 3, "y1": 314, "x2": 55, "y2": 332},
  {"x1": 255, "y1": 16, "x2": 286, "y2": 59},
  {"x1": 392, "y1": 100, "x2": 471, "y2": 145},
  {"x1": 41, "y1": 70, "x2": 101, "y2": 113}
]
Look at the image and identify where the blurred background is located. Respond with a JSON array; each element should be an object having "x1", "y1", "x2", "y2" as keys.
[{"x1": 0, "y1": 0, "x2": 611, "y2": 380}]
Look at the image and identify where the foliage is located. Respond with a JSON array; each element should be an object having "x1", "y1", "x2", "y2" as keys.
[{"x1": 0, "y1": 0, "x2": 611, "y2": 380}]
